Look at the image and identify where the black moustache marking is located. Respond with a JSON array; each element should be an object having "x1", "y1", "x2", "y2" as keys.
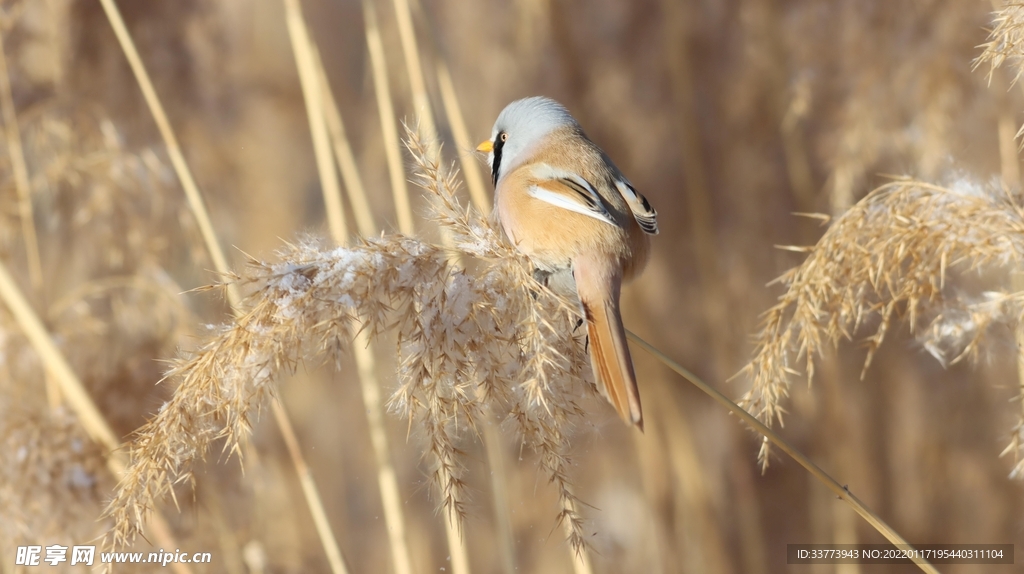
[{"x1": 491, "y1": 132, "x2": 506, "y2": 185}]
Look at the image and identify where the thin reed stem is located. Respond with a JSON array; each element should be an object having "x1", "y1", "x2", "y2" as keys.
[
  {"x1": 391, "y1": 0, "x2": 439, "y2": 145},
  {"x1": 272, "y1": 400, "x2": 350, "y2": 574},
  {"x1": 660, "y1": 0, "x2": 730, "y2": 379},
  {"x1": 282, "y1": 1, "x2": 356, "y2": 571},
  {"x1": 312, "y1": 46, "x2": 376, "y2": 237},
  {"x1": 364, "y1": 0, "x2": 414, "y2": 235},
  {"x1": 298, "y1": 6, "x2": 415, "y2": 573},
  {"x1": 96, "y1": 0, "x2": 240, "y2": 308},
  {"x1": 361, "y1": 12, "x2": 470, "y2": 561},
  {"x1": 353, "y1": 326, "x2": 415, "y2": 574},
  {"x1": 424, "y1": 29, "x2": 512, "y2": 573},
  {"x1": 436, "y1": 61, "x2": 490, "y2": 215},
  {"x1": 0, "y1": 260, "x2": 116, "y2": 449},
  {"x1": 445, "y1": 516, "x2": 471, "y2": 574},
  {"x1": 481, "y1": 421, "x2": 516, "y2": 574},
  {"x1": 625, "y1": 330, "x2": 939, "y2": 574},
  {"x1": 285, "y1": 0, "x2": 347, "y2": 242},
  {"x1": 99, "y1": 2, "x2": 344, "y2": 569},
  {"x1": 0, "y1": 28, "x2": 42, "y2": 291},
  {"x1": 0, "y1": 259, "x2": 192, "y2": 574}
]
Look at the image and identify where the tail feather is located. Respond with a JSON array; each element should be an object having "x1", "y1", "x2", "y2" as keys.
[{"x1": 583, "y1": 297, "x2": 643, "y2": 430}]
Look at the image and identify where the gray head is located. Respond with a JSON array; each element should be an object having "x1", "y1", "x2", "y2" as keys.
[{"x1": 481, "y1": 96, "x2": 579, "y2": 185}]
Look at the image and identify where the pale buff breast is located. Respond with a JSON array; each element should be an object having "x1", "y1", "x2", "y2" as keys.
[{"x1": 494, "y1": 129, "x2": 650, "y2": 279}]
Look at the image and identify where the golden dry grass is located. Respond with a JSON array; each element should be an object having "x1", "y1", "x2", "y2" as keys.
[{"x1": 1, "y1": 1, "x2": 1024, "y2": 573}]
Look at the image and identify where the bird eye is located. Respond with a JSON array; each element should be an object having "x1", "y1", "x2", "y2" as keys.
[{"x1": 499, "y1": 132, "x2": 508, "y2": 142}]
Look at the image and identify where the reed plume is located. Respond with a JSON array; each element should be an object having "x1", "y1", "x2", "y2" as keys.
[
  {"x1": 740, "y1": 179, "x2": 1024, "y2": 472},
  {"x1": 977, "y1": 2, "x2": 1024, "y2": 87},
  {"x1": 104, "y1": 130, "x2": 598, "y2": 553}
]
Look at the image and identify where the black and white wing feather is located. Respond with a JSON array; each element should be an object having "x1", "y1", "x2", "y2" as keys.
[
  {"x1": 527, "y1": 165, "x2": 616, "y2": 226},
  {"x1": 615, "y1": 180, "x2": 658, "y2": 235}
]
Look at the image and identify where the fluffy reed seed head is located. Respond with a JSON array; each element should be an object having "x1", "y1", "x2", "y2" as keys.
[
  {"x1": 0, "y1": 405, "x2": 115, "y2": 558},
  {"x1": 103, "y1": 130, "x2": 599, "y2": 553},
  {"x1": 977, "y1": 2, "x2": 1024, "y2": 87},
  {"x1": 740, "y1": 178, "x2": 1024, "y2": 472}
]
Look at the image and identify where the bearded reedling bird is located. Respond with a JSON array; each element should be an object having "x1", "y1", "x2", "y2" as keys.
[{"x1": 477, "y1": 96, "x2": 658, "y2": 429}]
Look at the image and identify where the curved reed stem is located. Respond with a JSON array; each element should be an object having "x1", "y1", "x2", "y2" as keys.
[
  {"x1": 98, "y1": 2, "x2": 344, "y2": 570},
  {"x1": 0, "y1": 259, "x2": 192, "y2": 574},
  {"x1": 625, "y1": 330, "x2": 939, "y2": 574},
  {"x1": 364, "y1": 0, "x2": 414, "y2": 235},
  {"x1": 0, "y1": 28, "x2": 42, "y2": 292},
  {"x1": 391, "y1": 0, "x2": 439, "y2": 146},
  {"x1": 436, "y1": 61, "x2": 490, "y2": 216},
  {"x1": 96, "y1": 0, "x2": 240, "y2": 308},
  {"x1": 285, "y1": 0, "x2": 347, "y2": 242},
  {"x1": 292, "y1": 5, "x2": 415, "y2": 573}
]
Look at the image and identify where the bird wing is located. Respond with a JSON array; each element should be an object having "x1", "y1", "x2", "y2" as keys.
[
  {"x1": 526, "y1": 166, "x2": 617, "y2": 227},
  {"x1": 614, "y1": 179, "x2": 659, "y2": 235}
]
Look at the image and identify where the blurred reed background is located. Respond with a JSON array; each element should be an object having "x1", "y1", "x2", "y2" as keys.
[{"x1": 0, "y1": 0, "x2": 1023, "y2": 573}]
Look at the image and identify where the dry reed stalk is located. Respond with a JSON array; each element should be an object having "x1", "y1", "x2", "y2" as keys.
[
  {"x1": 317, "y1": 50, "x2": 418, "y2": 574},
  {"x1": 98, "y1": 2, "x2": 344, "y2": 569},
  {"x1": 95, "y1": 0, "x2": 240, "y2": 309},
  {"x1": 999, "y1": 114, "x2": 1021, "y2": 187},
  {"x1": 417, "y1": 27, "x2": 519, "y2": 568},
  {"x1": 391, "y1": 0, "x2": 439, "y2": 147},
  {"x1": 0, "y1": 260, "x2": 117, "y2": 452},
  {"x1": 313, "y1": 47, "x2": 376, "y2": 237},
  {"x1": 382, "y1": 8, "x2": 496, "y2": 567},
  {"x1": 285, "y1": 0, "x2": 347, "y2": 242},
  {"x1": 311, "y1": 34, "x2": 417, "y2": 574},
  {"x1": 652, "y1": 388, "x2": 731, "y2": 573},
  {"x1": 369, "y1": 1, "x2": 469, "y2": 566},
  {"x1": 0, "y1": 259, "x2": 191, "y2": 574},
  {"x1": 660, "y1": 0, "x2": 731, "y2": 379},
  {"x1": 271, "y1": 399, "x2": 349, "y2": 574},
  {"x1": 626, "y1": 331, "x2": 940, "y2": 574},
  {"x1": 436, "y1": 61, "x2": 491, "y2": 216},
  {"x1": 352, "y1": 327, "x2": 414, "y2": 574},
  {"x1": 103, "y1": 130, "x2": 599, "y2": 561},
  {"x1": 631, "y1": 425, "x2": 671, "y2": 573},
  {"x1": 383, "y1": 5, "x2": 472, "y2": 558},
  {"x1": 287, "y1": 3, "x2": 410, "y2": 572},
  {"x1": 739, "y1": 180, "x2": 1024, "y2": 477},
  {"x1": 0, "y1": 28, "x2": 42, "y2": 292},
  {"x1": 274, "y1": 2, "x2": 355, "y2": 571},
  {"x1": 480, "y1": 420, "x2": 516, "y2": 574},
  {"x1": 364, "y1": 0, "x2": 415, "y2": 235}
]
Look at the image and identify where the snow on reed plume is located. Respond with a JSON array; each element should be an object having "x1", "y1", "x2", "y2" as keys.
[
  {"x1": 739, "y1": 179, "x2": 1024, "y2": 475},
  {"x1": 103, "y1": 132, "x2": 596, "y2": 552}
]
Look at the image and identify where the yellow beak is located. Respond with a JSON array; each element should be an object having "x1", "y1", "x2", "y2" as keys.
[{"x1": 476, "y1": 140, "x2": 493, "y2": 153}]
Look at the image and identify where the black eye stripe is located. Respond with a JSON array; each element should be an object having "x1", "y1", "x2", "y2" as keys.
[{"x1": 491, "y1": 131, "x2": 506, "y2": 185}]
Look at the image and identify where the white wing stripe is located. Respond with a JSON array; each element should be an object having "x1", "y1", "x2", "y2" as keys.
[
  {"x1": 528, "y1": 185, "x2": 617, "y2": 227},
  {"x1": 616, "y1": 179, "x2": 639, "y2": 202},
  {"x1": 532, "y1": 164, "x2": 602, "y2": 202}
]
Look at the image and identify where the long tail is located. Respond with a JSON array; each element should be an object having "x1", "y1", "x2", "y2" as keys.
[{"x1": 575, "y1": 258, "x2": 643, "y2": 430}]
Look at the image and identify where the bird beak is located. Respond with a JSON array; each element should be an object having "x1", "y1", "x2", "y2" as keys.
[{"x1": 476, "y1": 140, "x2": 493, "y2": 153}]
